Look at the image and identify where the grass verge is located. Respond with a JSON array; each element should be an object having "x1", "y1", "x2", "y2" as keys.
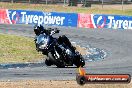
[
  {"x1": 0, "y1": 34, "x2": 43, "y2": 63},
  {"x1": 0, "y1": 33, "x2": 86, "y2": 63},
  {"x1": 0, "y1": 2, "x2": 132, "y2": 16}
]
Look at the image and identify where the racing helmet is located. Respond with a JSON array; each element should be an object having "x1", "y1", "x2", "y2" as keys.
[{"x1": 34, "y1": 24, "x2": 44, "y2": 35}]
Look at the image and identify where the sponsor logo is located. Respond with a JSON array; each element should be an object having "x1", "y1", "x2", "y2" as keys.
[
  {"x1": 76, "y1": 67, "x2": 131, "y2": 85},
  {"x1": 96, "y1": 16, "x2": 106, "y2": 28},
  {"x1": 9, "y1": 10, "x2": 66, "y2": 25},
  {"x1": 108, "y1": 16, "x2": 132, "y2": 29},
  {"x1": 11, "y1": 11, "x2": 20, "y2": 24},
  {"x1": 93, "y1": 15, "x2": 132, "y2": 29},
  {"x1": 20, "y1": 12, "x2": 65, "y2": 25}
]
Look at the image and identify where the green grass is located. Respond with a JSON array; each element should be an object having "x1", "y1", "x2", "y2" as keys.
[
  {"x1": 0, "y1": 34, "x2": 43, "y2": 63},
  {"x1": 0, "y1": 2, "x2": 132, "y2": 16}
]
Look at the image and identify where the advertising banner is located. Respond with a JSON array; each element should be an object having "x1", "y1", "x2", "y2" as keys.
[
  {"x1": 78, "y1": 13, "x2": 132, "y2": 30},
  {"x1": 92, "y1": 14, "x2": 132, "y2": 29},
  {"x1": 1, "y1": 9, "x2": 132, "y2": 29},
  {"x1": 8, "y1": 10, "x2": 78, "y2": 27}
]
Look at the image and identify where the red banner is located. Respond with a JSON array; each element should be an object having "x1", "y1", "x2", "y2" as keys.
[
  {"x1": 0, "y1": 9, "x2": 11, "y2": 24},
  {"x1": 78, "y1": 13, "x2": 94, "y2": 28}
]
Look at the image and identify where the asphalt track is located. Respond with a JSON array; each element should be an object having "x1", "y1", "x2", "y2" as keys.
[{"x1": 0, "y1": 24, "x2": 132, "y2": 81}]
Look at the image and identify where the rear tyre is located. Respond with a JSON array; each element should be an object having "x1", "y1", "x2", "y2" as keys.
[
  {"x1": 56, "y1": 64, "x2": 65, "y2": 68},
  {"x1": 45, "y1": 59, "x2": 52, "y2": 66},
  {"x1": 56, "y1": 61, "x2": 65, "y2": 68}
]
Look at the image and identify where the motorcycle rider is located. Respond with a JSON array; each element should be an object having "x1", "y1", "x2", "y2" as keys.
[
  {"x1": 58, "y1": 35, "x2": 76, "y2": 52},
  {"x1": 34, "y1": 24, "x2": 49, "y2": 35},
  {"x1": 33, "y1": 25, "x2": 76, "y2": 52}
]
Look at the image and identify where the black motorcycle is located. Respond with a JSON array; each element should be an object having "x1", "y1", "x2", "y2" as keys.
[{"x1": 34, "y1": 25, "x2": 85, "y2": 68}]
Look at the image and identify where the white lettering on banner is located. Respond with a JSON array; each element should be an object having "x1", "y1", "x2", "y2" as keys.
[
  {"x1": 48, "y1": 16, "x2": 55, "y2": 24},
  {"x1": 20, "y1": 12, "x2": 65, "y2": 25},
  {"x1": 25, "y1": 15, "x2": 31, "y2": 24},
  {"x1": 12, "y1": 11, "x2": 16, "y2": 20},
  {"x1": 113, "y1": 20, "x2": 119, "y2": 29},
  {"x1": 108, "y1": 16, "x2": 114, "y2": 28},
  {"x1": 129, "y1": 21, "x2": 132, "y2": 29},
  {"x1": 21, "y1": 12, "x2": 26, "y2": 22},
  {"x1": 118, "y1": 20, "x2": 123, "y2": 28},
  {"x1": 33, "y1": 15, "x2": 38, "y2": 23},
  {"x1": 44, "y1": 16, "x2": 65, "y2": 25},
  {"x1": 38, "y1": 16, "x2": 43, "y2": 24},
  {"x1": 108, "y1": 16, "x2": 132, "y2": 29},
  {"x1": 123, "y1": 20, "x2": 129, "y2": 29},
  {"x1": 44, "y1": 16, "x2": 48, "y2": 24},
  {"x1": 56, "y1": 16, "x2": 61, "y2": 25}
]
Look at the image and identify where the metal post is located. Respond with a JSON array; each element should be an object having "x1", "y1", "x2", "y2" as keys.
[
  {"x1": 102, "y1": 0, "x2": 103, "y2": 9},
  {"x1": 71, "y1": 0, "x2": 72, "y2": 6},
  {"x1": 122, "y1": 0, "x2": 124, "y2": 11},
  {"x1": 64, "y1": 0, "x2": 66, "y2": 6},
  {"x1": 84, "y1": 0, "x2": 86, "y2": 7},
  {"x1": 11, "y1": 0, "x2": 13, "y2": 3},
  {"x1": 29, "y1": 0, "x2": 30, "y2": 3},
  {"x1": 46, "y1": 0, "x2": 48, "y2": 5}
]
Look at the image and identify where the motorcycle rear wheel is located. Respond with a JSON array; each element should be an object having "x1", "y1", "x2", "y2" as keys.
[
  {"x1": 45, "y1": 59, "x2": 52, "y2": 66},
  {"x1": 56, "y1": 61, "x2": 65, "y2": 68}
]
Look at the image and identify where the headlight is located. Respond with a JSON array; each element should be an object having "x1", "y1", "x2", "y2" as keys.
[
  {"x1": 39, "y1": 44, "x2": 47, "y2": 49},
  {"x1": 39, "y1": 38, "x2": 48, "y2": 49}
]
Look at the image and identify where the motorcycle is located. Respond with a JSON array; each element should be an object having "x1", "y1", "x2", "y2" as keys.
[{"x1": 34, "y1": 25, "x2": 85, "y2": 68}]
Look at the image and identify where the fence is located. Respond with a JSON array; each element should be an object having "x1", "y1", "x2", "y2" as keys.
[
  {"x1": 0, "y1": 0, "x2": 67, "y2": 4},
  {"x1": 0, "y1": 0, "x2": 132, "y2": 5}
]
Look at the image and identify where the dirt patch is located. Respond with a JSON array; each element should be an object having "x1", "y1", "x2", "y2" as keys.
[
  {"x1": 0, "y1": 80, "x2": 131, "y2": 88},
  {"x1": 75, "y1": 45, "x2": 88, "y2": 55}
]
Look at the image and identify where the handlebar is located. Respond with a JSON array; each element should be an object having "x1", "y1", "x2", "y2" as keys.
[
  {"x1": 34, "y1": 25, "x2": 60, "y2": 36},
  {"x1": 47, "y1": 28, "x2": 60, "y2": 36}
]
